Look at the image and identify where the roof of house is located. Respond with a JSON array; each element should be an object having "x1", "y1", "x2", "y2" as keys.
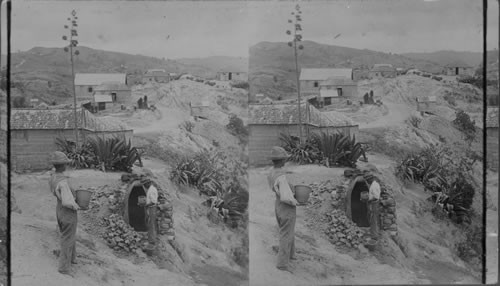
[
  {"x1": 75, "y1": 73, "x2": 127, "y2": 86},
  {"x1": 416, "y1": 96, "x2": 437, "y2": 102},
  {"x1": 94, "y1": 94, "x2": 113, "y2": 103},
  {"x1": 143, "y1": 71, "x2": 170, "y2": 77},
  {"x1": 445, "y1": 61, "x2": 471, "y2": 68},
  {"x1": 371, "y1": 64, "x2": 396, "y2": 72},
  {"x1": 11, "y1": 108, "x2": 131, "y2": 132},
  {"x1": 486, "y1": 107, "x2": 499, "y2": 128},
  {"x1": 146, "y1": 69, "x2": 166, "y2": 73},
  {"x1": 248, "y1": 102, "x2": 355, "y2": 127},
  {"x1": 319, "y1": 77, "x2": 357, "y2": 86},
  {"x1": 299, "y1": 68, "x2": 353, "y2": 81},
  {"x1": 94, "y1": 82, "x2": 130, "y2": 91}
]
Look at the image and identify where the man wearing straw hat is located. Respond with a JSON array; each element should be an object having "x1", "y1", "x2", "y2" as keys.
[
  {"x1": 48, "y1": 151, "x2": 80, "y2": 276},
  {"x1": 141, "y1": 177, "x2": 159, "y2": 249},
  {"x1": 267, "y1": 146, "x2": 298, "y2": 273}
]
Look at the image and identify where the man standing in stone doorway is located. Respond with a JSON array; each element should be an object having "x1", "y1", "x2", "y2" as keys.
[
  {"x1": 142, "y1": 178, "x2": 158, "y2": 250},
  {"x1": 367, "y1": 176, "x2": 381, "y2": 241}
]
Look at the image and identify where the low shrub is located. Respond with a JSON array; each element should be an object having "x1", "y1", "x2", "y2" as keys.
[
  {"x1": 455, "y1": 224, "x2": 483, "y2": 266},
  {"x1": 280, "y1": 133, "x2": 321, "y2": 164},
  {"x1": 312, "y1": 132, "x2": 365, "y2": 168},
  {"x1": 230, "y1": 81, "x2": 249, "y2": 90},
  {"x1": 452, "y1": 109, "x2": 476, "y2": 142},
  {"x1": 408, "y1": 116, "x2": 422, "y2": 128}
]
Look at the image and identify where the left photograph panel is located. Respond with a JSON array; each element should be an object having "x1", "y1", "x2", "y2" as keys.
[{"x1": 9, "y1": 1, "x2": 249, "y2": 285}]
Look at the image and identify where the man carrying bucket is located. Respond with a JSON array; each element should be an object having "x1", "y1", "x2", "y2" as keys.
[
  {"x1": 48, "y1": 151, "x2": 80, "y2": 276},
  {"x1": 142, "y1": 178, "x2": 158, "y2": 249},
  {"x1": 267, "y1": 146, "x2": 298, "y2": 273}
]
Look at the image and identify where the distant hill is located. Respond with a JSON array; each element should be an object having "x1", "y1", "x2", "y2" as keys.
[
  {"x1": 9, "y1": 46, "x2": 233, "y2": 105},
  {"x1": 177, "y1": 56, "x2": 248, "y2": 73},
  {"x1": 401, "y1": 50, "x2": 484, "y2": 68},
  {"x1": 249, "y1": 41, "x2": 445, "y2": 100}
]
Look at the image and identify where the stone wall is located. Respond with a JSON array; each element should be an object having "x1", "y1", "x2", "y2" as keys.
[
  {"x1": 156, "y1": 193, "x2": 175, "y2": 240},
  {"x1": 379, "y1": 189, "x2": 397, "y2": 235}
]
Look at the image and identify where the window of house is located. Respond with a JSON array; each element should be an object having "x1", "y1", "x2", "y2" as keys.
[
  {"x1": 314, "y1": 82, "x2": 319, "y2": 87},
  {"x1": 111, "y1": 93, "x2": 117, "y2": 102},
  {"x1": 88, "y1": 87, "x2": 93, "y2": 93}
]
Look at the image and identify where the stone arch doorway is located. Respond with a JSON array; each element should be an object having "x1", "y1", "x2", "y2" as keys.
[
  {"x1": 345, "y1": 176, "x2": 370, "y2": 227},
  {"x1": 123, "y1": 181, "x2": 148, "y2": 232}
]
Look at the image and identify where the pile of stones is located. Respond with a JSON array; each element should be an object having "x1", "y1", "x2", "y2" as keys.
[
  {"x1": 156, "y1": 192, "x2": 175, "y2": 240},
  {"x1": 380, "y1": 190, "x2": 397, "y2": 235},
  {"x1": 325, "y1": 209, "x2": 367, "y2": 248}
]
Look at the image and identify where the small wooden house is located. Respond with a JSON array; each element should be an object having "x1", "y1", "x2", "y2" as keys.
[
  {"x1": 416, "y1": 96, "x2": 437, "y2": 114},
  {"x1": 444, "y1": 62, "x2": 475, "y2": 76},
  {"x1": 369, "y1": 64, "x2": 396, "y2": 79},
  {"x1": 318, "y1": 77, "x2": 357, "y2": 106},
  {"x1": 10, "y1": 108, "x2": 133, "y2": 171},
  {"x1": 248, "y1": 102, "x2": 359, "y2": 166},
  {"x1": 75, "y1": 73, "x2": 127, "y2": 100},
  {"x1": 217, "y1": 71, "x2": 247, "y2": 82},
  {"x1": 142, "y1": 69, "x2": 170, "y2": 84},
  {"x1": 299, "y1": 68, "x2": 353, "y2": 96},
  {"x1": 93, "y1": 82, "x2": 131, "y2": 111}
]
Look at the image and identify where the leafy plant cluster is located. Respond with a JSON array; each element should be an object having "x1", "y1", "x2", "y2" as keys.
[
  {"x1": 452, "y1": 109, "x2": 476, "y2": 142},
  {"x1": 55, "y1": 136, "x2": 140, "y2": 172},
  {"x1": 280, "y1": 132, "x2": 366, "y2": 168},
  {"x1": 226, "y1": 114, "x2": 248, "y2": 144},
  {"x1": 170, "y1": 150, "x2": 248, "y2": 226},
  {"x1": 395, "y1": 145, "x2": 479, "y2": 223}
]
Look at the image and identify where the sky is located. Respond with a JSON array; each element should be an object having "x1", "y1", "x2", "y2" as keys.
[
  {"x1": 3, "y1": 0, "x2": 500, "y2": 60},
  {"x1": 248, "y1": 0, "x2": 498, "y2": 54}
]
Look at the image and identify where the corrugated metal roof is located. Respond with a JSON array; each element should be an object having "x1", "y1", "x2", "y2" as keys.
[
  {"x1": 486, "y1": 107, "x2": 499, "y2": 128},
  {"x1": 94, "y1": 94, "x2": 113, "y2": 103},
  {"x1": 320, "y1": 77, "x2": 356, "y2": 86},
  {"x1": 248, "y1": 103, "x2": 355, "y2": 127},
  {"x1": 371, "y1": 64, "x2": 396, "y2": 72},
  {"x1": 94, "y1": 81, "x2": 130, "y2": 91},
  {"x1": 11, "y1": 108, "x2": 130, "y2": 131},
  {"x1": 75, "y1": 73, "x2": 127, "y2": 86},
  {"x1": 300, "y1": 68, "x2": 352, "y2": 81}
]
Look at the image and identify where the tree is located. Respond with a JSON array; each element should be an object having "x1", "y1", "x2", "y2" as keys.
[
  {"x1": 62, "y1": 10, "x2": 80, "y2": 146},
  {"x1": 286, "y1": 4, "x2": 305, "y2": 142}
]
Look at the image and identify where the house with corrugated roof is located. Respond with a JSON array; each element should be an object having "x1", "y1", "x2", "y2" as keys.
[
  {"x1": 217, "y1": 70, "x2": 247, "y2": 82},
  {"x1": 299, "y1": 68, "x2": 353, "y2": 96},
  {"x1": 248, "y1": 102, "x2": 359, "y2": 165},
  {"x1": 93, "y1": 82, "x2": 131, "y2": 111},
  {"x1": 416, "y1": 96, "x2": 437, "y2": 114},
  {"x1": 444, "y1": 61, "x2": 474, "y2": 76},
  {"x1": 369, "y1": 64, "x2": 396, "y2": 79},
  {"x1": 10, "y1": 108, "x2": 133, "y2": 171},
  {"x1": 317, "y1": 77, "x2": 357, "y2": 106},
  {"x1": 142, "y1": 69, "x2": 170, "y2": 84},
  {"x1": 75, "y1": 73, "x2": 127, "y2": 100}
]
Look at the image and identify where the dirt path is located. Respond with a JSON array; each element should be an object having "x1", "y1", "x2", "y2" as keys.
[
  {"x1": 359, "y1": 103, "x2": 412, "y2": 129},
  {"x1": 249, "y1": 165, "x2": 427, "y2": 286}
]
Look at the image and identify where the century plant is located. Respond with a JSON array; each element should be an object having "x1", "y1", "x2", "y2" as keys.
[
  {"x1": 280, "y1": 133, "x2": 320, "y2": 164},
  {"x1": 286, "y1": 4, "x2": 305, "y2": 142},
  {"x1": 62, "y1": 10, "x2": 81, "y2": 146}
]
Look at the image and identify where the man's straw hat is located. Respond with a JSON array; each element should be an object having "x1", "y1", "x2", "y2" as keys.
[
  {"x1": 269, "y1": 146, "x2": 290, "y2": 160},
  {"x1": 49, "y1": 151, "x2": 71, "y2": 165}
]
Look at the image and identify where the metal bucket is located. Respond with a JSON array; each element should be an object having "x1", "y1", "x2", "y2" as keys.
[
  {"x1": 294, "y1": 185, "x2": 312, "y2": 204},
  {"x1": 75, "y1": 189, "x2": 93, "y2": 210}
]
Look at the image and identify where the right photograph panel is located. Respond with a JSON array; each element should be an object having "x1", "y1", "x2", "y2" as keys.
[{"x1": 248, "y1": 0, "x2": 493, "y2": 284}]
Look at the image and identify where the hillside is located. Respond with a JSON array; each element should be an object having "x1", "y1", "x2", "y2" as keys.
[
  {"x1": 249, "y1": 41, "x2": 446, "y2": 99},
  {"x1": 402, "y1": 50, "x2": 484, "y2": 68},
  {"x1": 177, "y1": 56, "x2": 249, "y2": 73},
  {"x1": 9, "y1": 46, "x2": 242, "y2": 105}
]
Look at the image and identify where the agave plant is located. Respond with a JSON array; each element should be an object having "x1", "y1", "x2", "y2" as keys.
[
  {"x1": 86, "y1": 136, "x2": 140, "y2": 172},
  {"x1": 280, "y1": 133, "x2": 320, "y2": 164}
]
